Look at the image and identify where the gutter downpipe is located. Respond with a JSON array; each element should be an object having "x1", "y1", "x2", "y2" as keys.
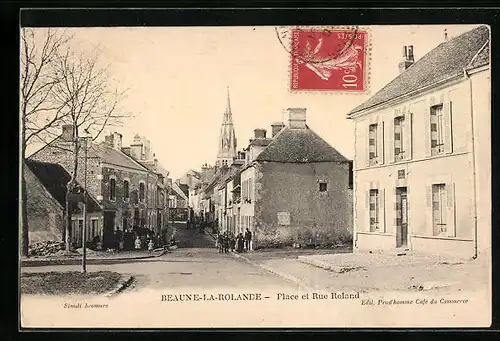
[{"x1": 465, "y1": 68, "x2": 479, "y2": 260}]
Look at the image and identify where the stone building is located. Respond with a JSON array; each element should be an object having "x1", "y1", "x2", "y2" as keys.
[
  {"x1": 348, "y1": 25, "x2": 490, "y2": 258},
  {"x1": 28, "y1": 127, "x2": 163, "y2": 248},
  {"x1": 24, "y1": 159, "x2": 101, "y2": 246},
  {"x1": 240, "y1": 108, "x2": 353, "y2": 249}
]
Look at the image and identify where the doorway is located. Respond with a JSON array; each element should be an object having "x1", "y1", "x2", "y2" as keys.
[
  {"x1": 396, "y1": 187, "x2": 408, "y2": 248},
  {"x1": 103, "y1": 211, "x2": 116, "y2": 249}
]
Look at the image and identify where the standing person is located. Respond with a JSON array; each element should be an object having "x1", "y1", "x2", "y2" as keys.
[
  {"x1": 245, "y1": 228, "x2": 252, "y2": 252},
  {"x1": 148, "y1": 238, "x2": 154, "y2": 253},
  {"x1": 230, "y1": 233, "x2": 236, "y2": 252},
  {"x1": 237, "y1": 233, "x2": 244, "y2": 253},
  {"x1": 223, "y1": 232, "x2": 229, "y2": 254},
  {"x1": 217, "y1": 233, "x2": 223, "y2": 253},
  {"x1": 134, "y1": 235, "x2": 141, "y2": 250}
]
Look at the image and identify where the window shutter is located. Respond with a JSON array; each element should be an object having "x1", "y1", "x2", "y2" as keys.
[
  {"x1": 380, "y1": 188, "x2": 386, "y2": 233},
  {"x1": 425, "y1": 185, "x2": 433, "y2": 235},
  {"x1": 424, "y1": 101, "x2": 432, "y2": 157},
  {"x1": 388, "y1": 118, "x2": 394, "y2": 163},
  {"x1": 446, "y1": 182, "x2": 456, "y2": 237},
  {"x1": 377, "y1": 121, "x2": 384, "y2": 164},
  {"x1": 404, "y1": 112, "x2": 413, "y2": 160},
  {"x1": 444, "y1": 101, "x2": 453, "y2": 154},
  {"x1": 365, "y1": 125, "x2": 371, "y2": 167},
  {"x1": 365, "y1": 189, "x2": 370, "y2": 232}
]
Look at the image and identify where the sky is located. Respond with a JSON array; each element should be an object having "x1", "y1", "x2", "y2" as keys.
[{"x1": 26, "y1": 24, "x2": 480, "y2": 179}]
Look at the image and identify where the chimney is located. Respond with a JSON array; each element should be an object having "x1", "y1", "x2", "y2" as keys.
[
  {"x1": 254, "y1": 129, "x2": 267, "y2": 139},
  {"x1": 104, "y1": 134, "x2": 113, "y2": 146},
  {"x1": 61, "y1": 124, "x2": 74, "y2": 142},
  {"x1": 112, "y1": 132, "x2": 122, "y2": 151},
  {"x1": 286, "y1": 108, "x2": 307, "y2": 129},
  {"x1": 271, "y1": 122, "x2": 285, "y2": 137},
  {"x1": 130, "y1": 143, "x2": 142, "y2": 160},
  {"x1": 398, "y1": 45, "x2": 415, "y2": 73}
]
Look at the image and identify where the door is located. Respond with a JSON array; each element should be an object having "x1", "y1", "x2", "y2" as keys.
[
  {"x1": 396, "y1": 187, "x2": 408, "y2": 248},
  {"x1": 103, "y1": 211, "x2": 116, "y2": 249}
]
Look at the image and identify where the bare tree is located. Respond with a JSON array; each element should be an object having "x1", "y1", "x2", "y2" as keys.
[
  {"x1": 52, "y1": 45, "x2": 130, "y2": 252},
  {"x1": 20, "y1": 28, "x2": 72, "y2": 257}
]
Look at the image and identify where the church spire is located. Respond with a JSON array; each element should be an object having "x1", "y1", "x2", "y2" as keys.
[
  {"x1": 224, "y1": 86, "x2": 232, "y2": 121},
  {"x1": 217, "y1": 87, "x2": 238, "y2": 167}
]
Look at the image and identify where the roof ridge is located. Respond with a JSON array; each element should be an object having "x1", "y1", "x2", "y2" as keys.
[
  {"x1": 98, "y1": 141, "x2": 151, "y2": 172},
  {"x1": 349, "y1": 25, "x2": 489, "y2": 115},
  {"x1": 255, "y1": 125, "x2": 289, "y2": 154}
]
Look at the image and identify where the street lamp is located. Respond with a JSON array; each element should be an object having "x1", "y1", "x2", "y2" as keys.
[{"x1": 81, "y1": 129, "x2": 91, "y2": 273}]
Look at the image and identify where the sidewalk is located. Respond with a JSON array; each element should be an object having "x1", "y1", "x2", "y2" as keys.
[
  {"x1": 21, "y1": 249, "x2": 166, "y2": 267},
  {"x1": 233, "y1": 249, "x2": 490, "y2": 293}
]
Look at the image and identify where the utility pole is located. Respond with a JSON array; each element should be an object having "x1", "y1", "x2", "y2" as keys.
[{"x1": 82, "y1": 132, "x2": 90, "y2": 273}]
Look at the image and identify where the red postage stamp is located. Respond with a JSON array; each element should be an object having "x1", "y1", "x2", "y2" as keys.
[{"x1": 288, "y1": 27, "x2": 368, "y2": 92}]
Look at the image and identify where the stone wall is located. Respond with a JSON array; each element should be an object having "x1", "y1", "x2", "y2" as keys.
[
  {"x1": 24, "y1": 166, "x2": 64, "y2": 244},
  {"x1": 253, "y1": 161, "x2": 353, "y2": 248}
]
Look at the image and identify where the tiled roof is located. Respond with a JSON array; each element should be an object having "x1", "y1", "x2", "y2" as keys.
[
  {"x1": 25, "y1": 159, "x2": 101, "y2": 213},
  {"x1": 349, "y1": 25, "x2": 490, "y2": 115},
  {"x1": 467, "y1": 42, "x2": 489, "y2": 70},
  {"x1": 255, "y1": 126, "x2": 349, "y2": 163},
  {"x1": 90, "y1": 142, "x2": 149, "y2": 172},
  {"x1": 178, "y1": 183, "x2": 190, "y2": 197}
]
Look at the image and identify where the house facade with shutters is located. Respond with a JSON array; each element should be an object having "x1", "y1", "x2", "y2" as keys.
[{"x1": 348, "y1": 25, "x2": 490, "y2": 258}]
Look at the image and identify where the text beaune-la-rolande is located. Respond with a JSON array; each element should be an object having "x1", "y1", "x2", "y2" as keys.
[{"x1": 162, "y1": 293, "x2": 263, "y2": 302}]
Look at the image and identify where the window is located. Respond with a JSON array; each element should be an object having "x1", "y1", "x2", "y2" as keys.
[
  {"x1": 368, "y1": 123, "x2": 378, "y2": 164},
  {"x1": 123, "y1": 180, "x2": 130, "y2": 201},
  {"x1": 139, "y1": 182, "x2": 145, "y2": 202},
  {"x1": 319, "y1": 181, "x2": 328, "y2": 192},
  {"x1": 277, "y1": 212, "x2": 290, "y2": 226},
  {"x1": 91, "y1": 219, "x2": 98, "y2": 238},
  {"x1": 109, "y1": 178, "x2": 116, "y2": 201},
  {"x1": 430, "y1": 105, "x2": 444, "y2": 155},
  {"x1": 369, "y1": 189, "x2": 379, "y2": 232},
  {"x1": 432, "y1": 184, "x2": 447, "y2": 235},
  {"x1": 394, "y1": 116, "x2": 405, "y2": 161},
  {"x1": 398, "y1": 169, "x2": 406, "y2": 179}
]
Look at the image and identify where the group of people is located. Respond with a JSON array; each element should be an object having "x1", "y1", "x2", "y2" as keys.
[
  {"x1": 217, "y1": 228, "x2": 252, "y2": 253},
  {"x1": 89, "y1": 227, "x2": 175, "y2": 252}
]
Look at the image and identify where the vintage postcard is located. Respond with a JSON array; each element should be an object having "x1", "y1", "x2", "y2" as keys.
[{"x1": 19, "y1": 24, "x2": 491, "y2": 328}]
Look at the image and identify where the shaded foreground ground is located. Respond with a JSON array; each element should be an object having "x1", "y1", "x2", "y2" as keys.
[
  {"x1": 21, "y1": 271, "x2": 122, "y2": 295},
  {"x1": 20, "y1": 224, "x2": 490, "y2": 295}
]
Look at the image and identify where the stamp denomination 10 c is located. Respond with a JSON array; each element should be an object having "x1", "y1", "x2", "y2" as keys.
[{"x1": 283, "y1": 27, "x2": 368, "y2": 92}]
